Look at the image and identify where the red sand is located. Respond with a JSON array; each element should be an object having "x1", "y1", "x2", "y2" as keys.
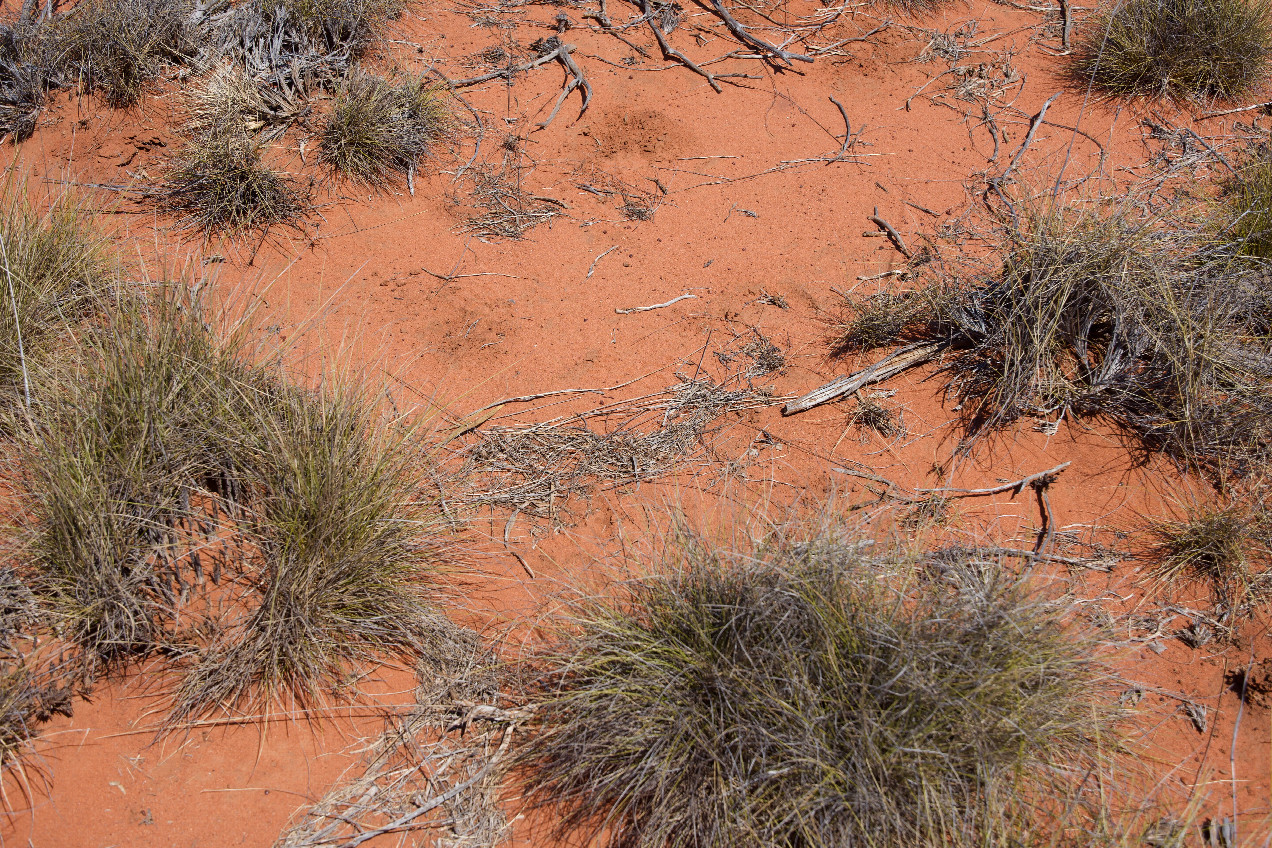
[{"x1": 4, "y1": 0, "x2": 1270, "y2": 843}]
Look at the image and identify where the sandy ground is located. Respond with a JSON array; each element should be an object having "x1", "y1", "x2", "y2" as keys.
[{"x1": 2, "y1": 0, "x2": 1270, "y2": 843}]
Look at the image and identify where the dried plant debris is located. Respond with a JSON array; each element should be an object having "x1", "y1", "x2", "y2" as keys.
[
  {"x1": 461, "y1": 164, "x2": 565, "y2": 240},
  {"x1": 460, "y1": 376, "x2": 776, "y2": 518},
  {"x1": 274, "y1": 633, "x2": 519, "y2": 848},
  {"x1": 714, "y1": 329, "x2": 787, "y2": 381}
]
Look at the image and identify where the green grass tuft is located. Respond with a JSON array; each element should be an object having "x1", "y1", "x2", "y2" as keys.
[
  {"x1": 319, "y1": 71, "x2": 447, "y2": 185},
  {"x1": 517, "y1": 524, "x2": 1113, "y2": 848},
  {"x1": 1072, "y1": 0, "x2": 1272, "y2": 100},
  {"x1": 159, "y1": 128, "x2": 306, "y2": 237},
  {"x1": 0, "y1": 185, "x2": 107, "y2": 413},
  {"x1": 55, "y1": 0, "x2": 194, "y2": 107}
]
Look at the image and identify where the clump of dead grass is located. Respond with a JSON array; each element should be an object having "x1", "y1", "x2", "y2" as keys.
[
  {"x1": 516, "y1": 523, "x2": 1115, "y2": 848},
  {"x1": 842, "y1": 205, "x2": 1272, "y2": 471},
  {"x1": 1072, "y1": 0, "x2": 1272, "y2": 100},
  {"x1": 319, "y1": 71, "x2": 447, "y2": 185}
]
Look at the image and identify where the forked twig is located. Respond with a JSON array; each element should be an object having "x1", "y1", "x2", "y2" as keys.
[{"x1": 640, "y1": 0, "x2": 722, "y2": 92}]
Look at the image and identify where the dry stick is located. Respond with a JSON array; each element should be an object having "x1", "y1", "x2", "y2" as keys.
[
  {"x1": 1000, "y1": 92, "x2": 1062, "y2": 181},
  {"x1": 536, "y1": 44, "x2": 593, "y2": 129},
  {"x1": 615, "y1": 293, "x2": 697, "y2": 313},
  {"x1": 1058, "y1": 0, "x2": 1071, "y2": 50},
  {"x1": 587, "y1": 245, "x2": 620, "y2": 278},
  {"x1": 336, "y1": 725, "x2": 515, "y2": 848},
  {"x1": 704, "y1": 0, "x2": 813, "y2": 64},
  {"x1": 868, "y1": 207, "x2": 911, "y2": 258},
  {"x1": 829, "y1": 96, "x2": 853, "y2": 158},
  {"x1": 905, "y1": 67, "x2": 959, "y2": 111},
  {"x1": 906, "y1": 200, "x2": 939, "y2": 217},
  {"x1": 782, "y1": 341, "x2": 943, "y2": 415},
  {"x1": 640, "y1": 0, "x2": 722, "y2": 92},
  {"x1": 503, "y1": 508, "x2": 535, "y2": 578},
  {"x1": 1200, "y1": 100, "x2": 1272, "y2": 119}
]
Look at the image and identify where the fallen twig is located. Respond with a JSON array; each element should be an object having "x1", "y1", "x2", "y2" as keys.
[
  {"x1": 615, "y1": 293, "x2": 697, "y2": 314},
  {"x1": 587, "y1": 245, "x2": 620, "y2": 278},
  {"x1": 868, "y1": 208, "x2": 911, "y2": 258}
]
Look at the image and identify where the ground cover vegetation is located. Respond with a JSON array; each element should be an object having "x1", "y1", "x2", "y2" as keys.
[
  {"x1": 0, "y1": 185, "x2": 472, "y2": 779},
  {"x1": 1072, "y1": 0, "x2": 1272, "y2": 100},
  {"x1": 835, "y1": 205, "x2": 1272, "y2": 473},
  {"x1": 515, "y1": 523, "x2": 1118, "y2": 848}
]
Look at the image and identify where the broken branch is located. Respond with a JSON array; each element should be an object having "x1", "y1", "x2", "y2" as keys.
[{"x1": 782, "y1": 341, "x2": 943, "y2": 415}]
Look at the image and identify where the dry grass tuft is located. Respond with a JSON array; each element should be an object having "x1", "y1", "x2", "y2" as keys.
[
  {"x1": 1072, "y1": 0, "x2": 1272, "y2": 100},
  {"x1": 0, "y1": 185, "x2": 107, "y2": 414},
  {"x1": 55, "y1": 0, "x2": 195, "y2": 107},
  {"x1": 1217, "y1": 145, "x2": 1272, "y2": 260},
  {"x1": 1151, "y1": 499, "x2": 1271, "y2": 611},
  {"x1": 158, "y1": 127, "x2": 306, "y2": 237},
  {"x1": 516, "y1": 523, "x2": 1114, "y2": 848},
  {"x1": 172, "y1": 377, "x2": 443, "y2": 720},
  {"x1": 844, "y1": 205, "x2": 1272, "y2": 471},
  {"x1": 319, "y1": 71, "x2": 447, "y2": 185}
]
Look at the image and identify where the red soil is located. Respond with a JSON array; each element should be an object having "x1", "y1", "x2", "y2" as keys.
[{"x1": 5, "y1": 0, "x2": 1271, "y2": 843}]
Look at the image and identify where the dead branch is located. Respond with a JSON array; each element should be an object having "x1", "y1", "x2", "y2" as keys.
[
  {"x1": 782, "y1": 341, "x2": 943, "y2": 415},
  {"x1": 868, "y1": 208, "x2": 911, "y2": 258},
  {"x1": 640, "y1": 0, "x2": 722, "y2": 92},
  {"x1": 999, "y1": 91, "x2": 1061, "y2": 181},
  {"x1": 914, "y1": 461, "x2": 1071, "y2": 498},
  {"x1": 1058, "y1": 0, "x2": 1071, "y2": 51},
  {"x1": 704, "y1": 0, "x2": 813, "y2": 65}
]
